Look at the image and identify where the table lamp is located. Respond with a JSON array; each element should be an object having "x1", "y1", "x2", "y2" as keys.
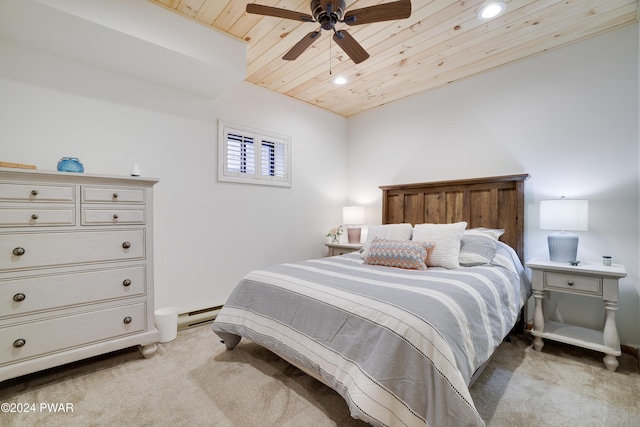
[
  {"x1": 539, "y1": 198, "x2": 588, "y2": 263},
  {"x1": 343, "y1": 206, "x2": 365, "y2": 244}
]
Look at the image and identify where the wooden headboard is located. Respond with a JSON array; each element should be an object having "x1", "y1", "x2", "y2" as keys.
[{"x1": 380, "y1": 174, "x2": 529, "y2": 262}]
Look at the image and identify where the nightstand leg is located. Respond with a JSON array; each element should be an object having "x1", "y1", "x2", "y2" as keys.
[
  {"x1": 603, "y1": 355, "x2": 619, "y2": 372},
  {"x1": 532, "y1": 289, "x2": 545, "y2": 352},
  {"x1": 602, "y1": 301, "x2": 619, "y2": 372}
]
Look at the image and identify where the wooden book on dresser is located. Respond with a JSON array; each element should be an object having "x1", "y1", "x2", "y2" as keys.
[{"x1": 0, "y1": 168, "x2": 160, "y2": 382}]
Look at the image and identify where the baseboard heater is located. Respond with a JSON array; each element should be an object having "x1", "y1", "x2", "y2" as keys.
[{"x1": 177, "y1": 305, "x2": 223, "y2": 330}]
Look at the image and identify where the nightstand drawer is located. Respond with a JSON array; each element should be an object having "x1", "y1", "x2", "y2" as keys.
[
  {"x1": 544, "y1": 271, "x2": 602, "y2": 295},
  {"x1": 325, "y1": 243, "x2": 363, "y2": 257}
]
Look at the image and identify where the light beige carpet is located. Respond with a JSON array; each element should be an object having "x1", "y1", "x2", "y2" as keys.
[{"x1": 1, "y1": 324, "x2": 638, "y2": 426}]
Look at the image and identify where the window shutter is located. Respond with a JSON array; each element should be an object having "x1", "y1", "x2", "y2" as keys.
[
  {"x1": 260, "y1": 138, "x2": 287, "y2": 181},
  {"x1": 218, "y1": 121, "x2": 291, "y2": 187},
  {"x1": 225, "y1": 131, "x2": 255, "y2": 176}
]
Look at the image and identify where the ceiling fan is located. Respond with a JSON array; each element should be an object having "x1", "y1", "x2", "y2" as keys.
[{"x1": 246, "y1": 0, "x2": 412, "y2": 64}]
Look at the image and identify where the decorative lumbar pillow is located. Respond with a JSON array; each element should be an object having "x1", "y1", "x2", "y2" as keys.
[
  {"x1": 361, "y1": 223, "x2": 413, "y2": 259},
  {"x1": 412, "y1": 222, "x2": 467, "y2": 269},
  {"x1": 459, "y1": 228, "x2": 505, "y2": 266},
  {"x1": 364, "y1": 238, "x2": 432, "y2": 270}
]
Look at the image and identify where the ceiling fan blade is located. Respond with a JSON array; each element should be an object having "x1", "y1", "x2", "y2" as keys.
[
  {"x1": 344, "y1": 0, "x2": 411, "y2": 26},
  {"x1": 246, "y1": 4, "x2": 313, "y2": 22},
  {"x1": 283, "y1": 31, "x2": 321, "y2": 61},
  {"x1": 333, "y1": 30, "x2": 369, "y2": 64}
]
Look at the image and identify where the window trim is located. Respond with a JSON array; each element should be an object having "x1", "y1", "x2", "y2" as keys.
[{"x1": 218, "y1": 121, "x2": 291, "y2": 187}]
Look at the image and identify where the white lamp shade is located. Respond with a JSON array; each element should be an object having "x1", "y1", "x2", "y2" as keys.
[
  {"x1": 539, "y1": 199, "x2": 588, "y2": 231},
  {"x1": 343, "y1": 206, "x2": 365, "y2": 225}
]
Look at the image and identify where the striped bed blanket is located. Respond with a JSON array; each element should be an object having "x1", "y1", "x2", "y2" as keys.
[{"x1": 212, "y1": 242, "x2": 530, "y2": 426}]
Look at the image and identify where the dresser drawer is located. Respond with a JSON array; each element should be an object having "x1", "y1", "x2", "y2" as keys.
[
  {"x1": 82, "y1": 187, "x2": 144, "y2": 204},
  {"x1": 1, "y1": 266, "x2": 146, "y2": 318},
  {"x1": 81, "y1": 208, "x2": 145, "y2": 225},
  {"x1": 0, "y1": 208, "x2": 75, "y2": 227},
  {"x1": 0, "y1": 303, "x2": 146, "y2": 365},
  {"x1": 0, "y1": 230, "x2": 144, "y2": 271},
  {"x1": 544, "y1": 271, "x2": 602, "y2": 295},
  {"x1": 0, "y1": 183, "x2": 74, "y2": 203}
]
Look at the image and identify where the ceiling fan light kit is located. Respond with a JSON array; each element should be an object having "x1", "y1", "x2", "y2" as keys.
[{"x1": 246, "y1": 0, "x2": 412, "y2": 64}]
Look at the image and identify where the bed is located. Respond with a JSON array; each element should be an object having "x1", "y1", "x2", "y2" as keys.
[{"x1": 212, "y1": 174, "x2": 530, "y2": 427}]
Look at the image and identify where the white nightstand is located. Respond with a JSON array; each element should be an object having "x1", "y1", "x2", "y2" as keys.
[
  {"x1": 325, "y1": 242, "x2": 363, "y2": 256},
  {"x1": 526, "y1": 257, "x2": 627, "y2": 371}
]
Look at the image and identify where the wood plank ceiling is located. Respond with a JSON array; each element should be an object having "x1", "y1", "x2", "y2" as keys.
[{"x1": 150, "y1": 0, "x2": 639, "y2": 117}]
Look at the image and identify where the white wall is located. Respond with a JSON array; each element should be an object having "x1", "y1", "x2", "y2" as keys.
[
  {"x1": 0, "y1": 41, "x2": 348, "y2": 313},
  {"x1": 347, "y1": 24, "x2": 640, "y2": 346}
]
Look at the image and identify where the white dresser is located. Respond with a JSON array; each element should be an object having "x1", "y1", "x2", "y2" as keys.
[{"x1": 0, "y1": 168, "x2": 160, "y2": 382}]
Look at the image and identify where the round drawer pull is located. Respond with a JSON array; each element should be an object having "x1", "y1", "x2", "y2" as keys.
[
  {"x1": 113, "y1": 214, "x2": 119, "y2": 219},
  {"x1": 12, "y1": 247, "x2": 26, "y2": 256},
  {"x1": 122, "y1": 279, "x2": 132, "y2": 287},
  {"x1": 112, "y1": 192, "x2": 119, "y2": 199},
  {"x1": 31, "y1": 214, "x2": 39, "y2": 220},
  {"x1": 123, "y1": 316, "x2": 132, "y2": 324},
  {"x1": 13, "y1": 338, "x2": 26, "y2": 348},
  {"x1": 30, "y1": 189, "x2": 38, "y2": 196},
  {"x1": 567, "y1": 280, "x2": 574, "y2": 286},
  {"x1": 13, "y1": 293, "x2": 26, "y2": 302},
  {"x1": 122, "y1": 241, "x2": 131, "y2": 249}
]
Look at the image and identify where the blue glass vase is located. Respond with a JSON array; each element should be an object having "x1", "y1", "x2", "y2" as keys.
[{"x1": 57, "y1": 157, "x2": 84, "y2": 173}]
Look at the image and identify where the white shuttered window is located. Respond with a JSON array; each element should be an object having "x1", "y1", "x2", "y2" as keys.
[{"x1": 218, "y1": 121, "x2": 291, "y2": 187}]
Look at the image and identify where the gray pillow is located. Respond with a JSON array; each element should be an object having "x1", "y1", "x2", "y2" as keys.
[{"x1": 459, "y1": 228, "x2": 505, "y2": 266}]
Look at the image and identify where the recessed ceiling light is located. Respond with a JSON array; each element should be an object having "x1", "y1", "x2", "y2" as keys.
[
  {"x1": 333, "y1": 76, "x2": 347, "y2": 85},
  {"x1": 477, "y1": 2, "x2": 506, "y2": 20}
]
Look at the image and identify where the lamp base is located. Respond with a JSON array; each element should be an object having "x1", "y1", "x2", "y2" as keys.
[
  {"x1": 347, "y1": 227, "x2": 361, "y2": 244},
  {"x1": 547, "y1": 232, "x2": 579, "y2": 263}
]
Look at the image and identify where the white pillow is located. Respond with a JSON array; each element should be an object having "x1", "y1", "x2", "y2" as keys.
[
  {"x1": 412, "y1": 222, "x2": 467, "y2": 269},
  {"x1": 361, "y1": 223, "x2": 413, "y2": 259}
]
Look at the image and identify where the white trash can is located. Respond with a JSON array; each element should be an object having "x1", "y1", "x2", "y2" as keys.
[{"x1": 154, "y1": 307, "x2": 178, "y2": 343}]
